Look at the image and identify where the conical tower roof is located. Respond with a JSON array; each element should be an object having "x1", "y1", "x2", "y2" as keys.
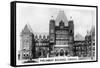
[{"x1": 55, "y1": 11, "x2": 68, "y2": 26}]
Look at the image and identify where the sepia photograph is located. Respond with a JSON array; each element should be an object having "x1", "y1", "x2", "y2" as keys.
[{"x1": 11, "y1": 1, "x2": 98, "y2": 66}]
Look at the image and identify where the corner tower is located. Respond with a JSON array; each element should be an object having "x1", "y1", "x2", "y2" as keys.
[
  {"x1": 20, "y1": 24, "x2": 35, "y2": 60},
  {"x1": 49, "y1": 16, "x2": 55, "y2": 50},
  {"x1": 49, "y1": 11, "x2": 74, "y2": 56},
  {"x1": 68, "y1": 17, "x2": 74, "y2": 44}
]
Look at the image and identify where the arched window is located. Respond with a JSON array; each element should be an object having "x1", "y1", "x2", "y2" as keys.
[
  {"x1": 70, "y1": 30, "x2": 73, "y2": 33},
  {"x1": 60, "y1": 49, "x2": 64, "y2": 56}
]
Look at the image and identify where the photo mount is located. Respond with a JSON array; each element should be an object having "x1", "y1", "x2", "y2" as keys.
[{"x1": 10, "y1": 1, "x2": 98, "y2": 67}]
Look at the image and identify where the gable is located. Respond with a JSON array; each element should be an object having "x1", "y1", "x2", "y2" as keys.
[
  {"x1": 55, "y1": 11, "x2": 68, "y2": 26},
  {"x1": 21, "y1": 24, "x2": 33, "y2": 35}
]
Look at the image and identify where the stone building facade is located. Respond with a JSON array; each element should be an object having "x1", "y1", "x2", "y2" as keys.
[
  {"x1": 19, "y1": 11, "x2": 95, "y2": 60},
  {"x1": 85, "y1": 26, "x2": 95, "y2": 59},
  {"x1": 73, "y1": 41, "x2": 87, "y2": 57},
  {"x1": 34, "y1": 35, "x2": 50, "y2": 58},
  {"x1": 49, "y1": 11, "x2": 74, "y2": 57},
  {"x1": 19, "y1": 25, "x2": 50, "y2": 59},
  {"x1": 19, "y1": 25, "x2": 35, "y2": 60}
]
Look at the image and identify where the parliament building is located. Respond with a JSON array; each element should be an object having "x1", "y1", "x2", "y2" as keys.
[{"x1": 18, "y1": 11, "x2": 95, "y2": 60}]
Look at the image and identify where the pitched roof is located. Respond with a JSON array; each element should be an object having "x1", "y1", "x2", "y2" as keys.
[
  {"x1": 55, "y1": 11, "x2": 68, "y2": 26},
  {"x1": 74, "y1": 33, "x2": 85, "y2": 41},
  {"x1": 21, "y1": 24, "x2": 34, "y2": 34}
]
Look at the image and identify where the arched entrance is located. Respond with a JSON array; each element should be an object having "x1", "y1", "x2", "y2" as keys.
[
  {"x1": 55, "y1": 50, "x2": 59, "y2": 56},
  {"x1": 60, "y1": 49, "x2": 64, "y2": 56}
]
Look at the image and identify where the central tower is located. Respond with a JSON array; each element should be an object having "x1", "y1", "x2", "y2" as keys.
[{"x1": 49, "y1": 11, "x2": 74, "y2": 56}]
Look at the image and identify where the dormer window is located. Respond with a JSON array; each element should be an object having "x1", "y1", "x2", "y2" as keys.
[{"x1": 59, "y1": 20, "x2": 64, "y2": 28}]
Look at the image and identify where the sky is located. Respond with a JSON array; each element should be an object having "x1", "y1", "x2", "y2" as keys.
[
  {"x1": 16, "y1": 3, "x2": 96, "y2": 51},
  {"x1": 16, "y1": 3, "x2": 96, "y2": 37}
]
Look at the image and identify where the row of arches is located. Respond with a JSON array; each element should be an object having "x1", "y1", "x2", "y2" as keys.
[{"x1": 55, "y1": 49, "x2": 69, "y2": 56}]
